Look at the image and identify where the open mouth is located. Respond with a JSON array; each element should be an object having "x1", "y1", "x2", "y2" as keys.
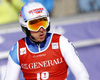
[{"x1": 39, "y1": 34, "x2": 44, "y2": 38}]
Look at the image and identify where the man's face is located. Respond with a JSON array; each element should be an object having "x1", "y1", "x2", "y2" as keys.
[{"x1": 30, "y1": 27, "x2": 47, "y2": 42}]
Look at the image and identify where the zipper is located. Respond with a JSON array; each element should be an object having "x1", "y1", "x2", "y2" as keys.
[{"x1": 37, "y1": 44, "x2": 41, "y2": 52}]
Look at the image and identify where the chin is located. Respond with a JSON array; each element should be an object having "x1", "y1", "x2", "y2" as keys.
[{"x1": 39, "y1": 38, "x2": 46, "y2": 43}]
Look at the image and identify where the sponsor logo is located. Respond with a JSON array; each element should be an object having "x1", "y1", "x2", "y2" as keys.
[
  {"x1": 20, "y1": 47, "x2": 26, "y2": 55},
  {"x1": 52, "y1": 43, "x2": 58, "y2": 49},
  {"x1": 21, "y1": 57, "x2": 63, "y2": 69},
  {"x1": 33, "y1": 54, "x2": 46, "y2": 58},
  {"x1": 28, "y1": 8, "x2": 44, "y2": 14}
]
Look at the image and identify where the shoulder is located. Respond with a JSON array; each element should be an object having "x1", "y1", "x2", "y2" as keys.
[
  {"x1": 51, "y1": 33, "x2": 61, "y2": 40},
  {"x1": 59, "y1": 35, "x2": 68, "y2": 41},
  {"x1": 59, "y1": 35, "x2": 76, "y2": 53},
  {"x1": 53, "y1": 33, "x2": 61, "y2": 36},
  {"x1": 18, "y1": 37, "x2": 26, "y2": 42},
  {"x1": 59, "y1": 35, "x2": 72, "y2": 49},
  {"x1": 9, "y1": 37, "x2": 26, "y2": 65},
  {"x1": 59, "y1": 35, "x2": 79, "y2": 59},
  {"x1": 59, "y1": 35, "x2": 73, "y2": 46},
  {"x1": 9, "y1": 43, "x2": 17, "y2": 56},
  {"x1": 9, "y1": 42, "x2": 20, "y2": 65}
]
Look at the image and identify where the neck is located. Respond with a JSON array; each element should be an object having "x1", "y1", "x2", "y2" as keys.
[{"x1": 29, "y1": 35, "x2": 46, "y2": 44}]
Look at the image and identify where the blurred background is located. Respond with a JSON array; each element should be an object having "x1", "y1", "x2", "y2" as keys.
[{"x1": 0, "y1": 0, "x2": 100, "y2": 80}]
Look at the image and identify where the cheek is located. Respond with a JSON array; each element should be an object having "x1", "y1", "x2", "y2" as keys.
[{"x1": 30, "y1": 32, "x2": 38, "y2": 37}]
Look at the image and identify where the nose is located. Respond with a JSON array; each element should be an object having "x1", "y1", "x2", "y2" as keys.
[{"x1": 39, "y1": 27, "x2": 44, "y2": 31}]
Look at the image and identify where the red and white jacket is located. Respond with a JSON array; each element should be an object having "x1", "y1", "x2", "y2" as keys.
[{"x1": 4, "y1": 33, "x2": 89, "y2": 80}]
